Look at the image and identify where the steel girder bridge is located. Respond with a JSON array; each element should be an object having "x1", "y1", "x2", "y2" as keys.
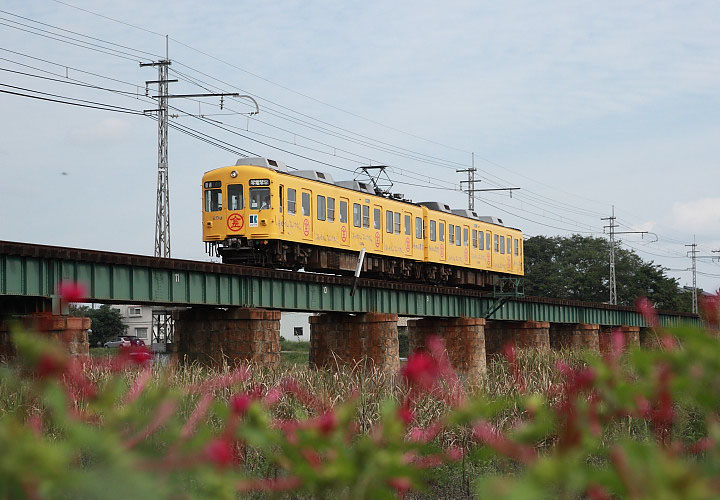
[{"x1": 0, "y1": 240, "x2": 700, "y2": 328}]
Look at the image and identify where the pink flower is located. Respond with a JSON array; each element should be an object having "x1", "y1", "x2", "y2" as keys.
[
  {"x1": 316, "y1": 411, "x2": 338, "y2": 435},
  {"x1": 401, "y1": 351, "x2": 439, "y2": 390},
  {"x1": 388, "y1": 477, "x2": 412, "y2": 498},
  {"x1": 231, "y1": 394, "x2": 252, "y2": 416},
  {"x1": 205, "y1": 438, "x2": 233, "y2": 468},
  {"x1": 35, "y1": 353, "x2": 66, "y2": 378},
  {"x1": 57, "y1": 280, "x2": 87, "y2": 303},
  {"x1": 397, "y1": 405, "x2": 414, "y2": 425},
  {"x1": 120, "y1": 344, "x2": 153, "y2": 366},
  {"x1": 636, "y1": 296, "x2": 659, "y2": 327}
]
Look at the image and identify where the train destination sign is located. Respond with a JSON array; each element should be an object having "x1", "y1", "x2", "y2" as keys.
[{"x1": 249, "y1": 179, "x2": 270, "y2": 186}]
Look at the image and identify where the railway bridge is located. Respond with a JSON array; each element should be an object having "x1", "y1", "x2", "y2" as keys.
[{"x1": 0, "y1": 240, "x2": 700, "y2": 377}]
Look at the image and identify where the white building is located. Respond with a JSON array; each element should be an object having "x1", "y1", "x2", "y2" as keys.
[
  {"x1": 280, "y1": 312, "x2": 311, "y2": 342},
  {"x1": 111, "y1": 304, "x2": 152, "y2": 340}
]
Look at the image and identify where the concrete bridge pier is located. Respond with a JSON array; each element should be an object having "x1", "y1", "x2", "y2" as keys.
[
  {"x1": 0, "y1": 314, "x2": 91, "y2": 359},
  {"x1": 549, "y1": 323, "x2": 601, "y2": 352},
  {"x1": 485, "y1": 320, "x2": 551, "y2": 356},
  {"x1": 173, "y1": 307, "x2": 281, "y2": 368},
  {"x1": 406, "y1": 317, "x2": 486, "y2": 381},
  {"x1": 309, "y1": 312, "x2": 399, "y2": 373}
]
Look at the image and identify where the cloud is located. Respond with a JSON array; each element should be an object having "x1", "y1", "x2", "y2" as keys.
[
  {"x1": 68, "y1": 117, "x2": 132, "y2": 144},
  {"x1": 671, "y1": 198, "x2": 720, "y2": 232}
]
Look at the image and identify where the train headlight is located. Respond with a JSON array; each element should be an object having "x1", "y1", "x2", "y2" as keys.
[{"x1": 230, "y1": 170, "x2": 238, "y2": 178}]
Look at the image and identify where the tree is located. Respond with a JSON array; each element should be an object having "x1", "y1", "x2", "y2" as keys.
[
  {"x1": 70, "y1": 304, "x2": 127, "y2": 346},
  {"x1": 523, "y1": 235, "x2": 693, "y2": 311}
]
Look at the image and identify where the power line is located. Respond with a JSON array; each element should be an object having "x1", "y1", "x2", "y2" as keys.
[{"x1": 0, "y1": 86, "x2": 144, "y2": 114}]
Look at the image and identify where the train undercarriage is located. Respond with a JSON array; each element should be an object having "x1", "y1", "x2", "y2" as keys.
[{"x1": 207, "y1": 238, "x2": 505, "y2": 288}]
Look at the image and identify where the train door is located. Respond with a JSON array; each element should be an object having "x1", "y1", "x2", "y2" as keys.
[
  {"x1": 278, "y1": 184, "x2": 284, "y2": 234},
  {"x1": 373, "y1": 204, "x2": 383, "y2": 252},
  {"x1": 403, "y1": 211, "x2": 413, "y2": 257},
  {"x1": 485, "y1": 230, "x2": 493, "y2": 269},
  {"x1": 438, "y1": 219, "x2": 446, "y2": 261},
  {"x1": 463, "y1": 225, "x2": 470, "y2": 265},
  {"x1": 339, "y1": 197, "x2": 350, "y2": 247},
  {"x1": 301, "y1": 189, "x2": 313, "y2": 241}
]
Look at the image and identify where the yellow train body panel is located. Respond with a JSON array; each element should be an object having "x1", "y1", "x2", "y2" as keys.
[{"x1": 202, "y1": 163, "x2": 524, "y2": 277}]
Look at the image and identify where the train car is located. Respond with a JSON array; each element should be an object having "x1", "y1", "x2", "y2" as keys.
[{"x1": 202, "y1": 157, "x2": 523, "y2": 286}]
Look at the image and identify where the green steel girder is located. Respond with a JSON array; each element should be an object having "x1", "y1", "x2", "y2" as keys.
[{"x1": 0, "y1": 246, "x2": 701, "y2": 329}]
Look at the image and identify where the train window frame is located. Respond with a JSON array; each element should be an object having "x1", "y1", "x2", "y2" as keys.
[
  {"x1": 249, "y1": 187, "x2": 271, "y2": 210},
  {"x1": 362, "y1": 205, "x2": 370, "y2": 228},
  {"x1": 456, "y1": 228, "x2": 462, "y2": 247},
  {"x1": 393, "y1": 212, "x2": 400, "y2": 234},
  {"x1": 287, "y1": 188, "x2": 296, "y2": 214},
  {"x1": 374, "y1": 207, "x2": 381, "y2": 230},
  {"x1": 279, "y1": 185, "x2": 283, "y2": 213},
  {"x1": 317, "y1": 195, "x2": 326, "y2": 221},
  {"x1": 499, "y1": 235, "x2": 505, "y2": 254},
  {"x1": 514, "y1": 238, "x2": 519, "y2": 256},
  {"x1": 439, "y1": 222, "x2": 445, "y2": 242},
  {"x1": 478, "y1": 231, "x2": 484, "y2": 250},
  {"x1": 301, "y1": 192, "x2": 311, "y2": 217},
  {"x1": 386, "y1": 211, "x2": 393, "y2": 234},
  {"x1": 507, "y1": 237, "x2": 512, "y2": 254},
  {"x1": 464, "y1": 228, "x2": 469, "y2": 247},
  {"x1": 227, "y1": 184, "x2": 243, "y2": 211},
  {"x1": 327, "y1": 197, "x2": 335, "y2": 222},
  {"x1": 353, "y1": 203, "x2": 361, "y2": 227},
  {"x1": 430, "y1": 220, "x2": 437, "y2": 241},
  {"x1": 415, "y1": 217, "x2": 423, "y2": 239},
  {"x1": 404, "y1": 215, "x2": 411, "y2": 235},
  {"x1": 340, "y1": 200, "x2": 348, "y2": 223},
  {"x1": 205, "y1": 189, "x2": 222, "y2": 212},
  {"x1": 448, "y1": 224, "x2": 454, "y2": 245},
  {"x1": 494, "y1": 234, "x2": 499, "y2": 252}
]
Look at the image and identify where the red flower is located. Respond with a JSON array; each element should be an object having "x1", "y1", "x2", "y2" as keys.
[
  {"x1": 636, "y1": 296, "x2": 659, "y2": 327},
  {"x1": 388, "y1": 477, "x2": 412, "y2": 498},
  {"x1": 398, "y1": 405, "x2": 414, "y2": 425},
  {"x1": 231, "y1": 393, "x2": 252, "y2": 416},
  {"x1": 119, "y1": 344, "x2": 153, "y2": 366},
  {"x1": 401, "y1": 351, "x2": 439, "y2": 390},
  {"x1": 316, "y1": 411, "x2": 338, "y2": 435},
  {"x1": 205, "y1": 438, "x2": 233, "y2": 468},
  {"x1": 57, "y1": 280, "x2": 87, "y2": 303},
  {"x1": 35, "y1": 353, "x2": 66, "y2": 378}
]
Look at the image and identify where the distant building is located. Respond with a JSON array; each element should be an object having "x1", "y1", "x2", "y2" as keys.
[
  {"x1": 111, "y1": 304, "x2": 152, "y2": 340},
  {"x1": 280, "y1": 312, "x2": 311, "y2": 341}
]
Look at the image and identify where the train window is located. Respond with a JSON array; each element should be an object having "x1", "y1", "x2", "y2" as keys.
[
  {"x1": 250, "y1": 187, "x2": 271, "y2": 210},
  {"x1": 472, "y1": 229, "x2": 477, "y2": 248},
  {"x1": 415, "y1": 217, "x2": 422, "y2": 239},
  {"x1": 386, "y1": 211, "x2": 393, "y2": 234},
  {"x1": 499, "y1": 235, "x2": 505, "y2": 254},
  {"x1": 363, "y1": 205, "x2": 370, "y2": 228},
  {"x1": 353, "y1": 203, "x2": 361, "y2": 227},
  {"x1": 478, "y1": 231, "x2": 484, "y2": 250},
  {"x1": 464, "y1": 228, "x2": 469, "y2": 247},
  {"x1": 514, "y1": 238, "x2": 519, "y2": 256},
  {"x1": 405, "y1": 215, "x2": 411, "y2": 235},
  {"x1": 487, "y1": 233, "x2": 492, "y2": 251},
  {"x1": 228, "y1": 184, "x2": 243, "y2": 211},
  {"x1": 456, "y1": 228, "x2": 462, "y2": 246},
  {"x1": 288, "y1": 189, "x2": 296, "y2": 214},
  {"x1": 439, "y1": 222, "x2": 445, "y2": 242},
  {"x1": 205, "y1": 189, "x2": 222, "y2": 212},
  {"x1": 507, "y1": 237, "x2": 512, "y2": 254},
  {"x1": 317, "y1": 195, "x2": 326, "y2": 221},
  {"x1": 494, "y1": 234, "x2": 499, "y2": 252},
  {"x1": 430, "y1": 220, "x2": 437, "y2": 241},
  {"x1": 374, "y1": 208, "x2": 381, "y2": 230},
  {"x1": 449, "y1": 224, "x2": 454, "y2": 244},
  {"x1": 279, "y1": 185, "x2": 283, "y2": 213},
  {"x1": 327, "y1": 198, "x2": 335, "y2": 222},
  {"x1": 394, "y1": 213, "x2": 401, "y2": 234},
  {"x1": 301, "y1": 192, "x2": 311, "y2": 216},
  {"x1": 340, "y1": 200, "x2": 348, "y2": 223}
]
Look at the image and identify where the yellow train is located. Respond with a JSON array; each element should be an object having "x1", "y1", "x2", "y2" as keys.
[{"x1": 202, "y1": 158, "x2": 524, "y2": 286}]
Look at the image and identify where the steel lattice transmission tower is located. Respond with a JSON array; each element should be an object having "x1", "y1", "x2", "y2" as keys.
[
  {"x1": 602, "y1": 207, "x2": 618, "y2": 305},
  {"x1": 141, "y1": 58, "x2": 173, "y2": 258},
  {"x1": 686, "y1": 238, "x2": 698, "y2": 314}
]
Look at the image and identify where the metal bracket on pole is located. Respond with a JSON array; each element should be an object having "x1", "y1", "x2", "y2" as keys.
[{"x1": 350, "y1": 247, "x2": 366, "y2": 297}]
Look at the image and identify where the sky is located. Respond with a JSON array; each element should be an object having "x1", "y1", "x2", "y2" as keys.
[{"x1": 0, "y1": 0, "x2": 719, "y2": 294}]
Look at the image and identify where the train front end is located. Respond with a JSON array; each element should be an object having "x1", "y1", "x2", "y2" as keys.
[{"x1": 202, "y1": 162, "x2": 281, "y2": 263}]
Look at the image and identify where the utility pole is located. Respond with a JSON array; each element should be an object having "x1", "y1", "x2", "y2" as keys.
[
  {"x1": 602, "y1": 205, "x2": 649, "y2": 305},
  {"x1": 140, "y1": 50, "x2": 173, "y2": 258},
  {"x1": 457, "y1": 154, "x2": 519, "y2": 211},
  {"x1": 686, "y1": 237, "x2": 698, "y2": 314}
]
